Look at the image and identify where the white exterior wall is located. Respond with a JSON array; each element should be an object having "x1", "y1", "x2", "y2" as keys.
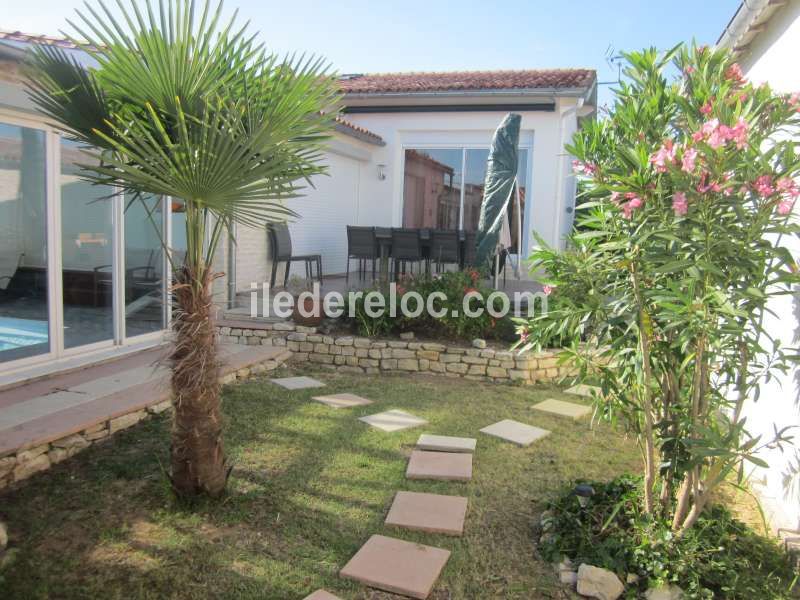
[{"x1": 730, "y1": 1, "x2": 800, "y2": 532}]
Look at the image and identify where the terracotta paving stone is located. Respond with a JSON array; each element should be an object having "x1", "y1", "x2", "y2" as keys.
[
  {"x1": 479, "y1": 419, "x2": 551, "y2": 447},
  {"x1": 532, "y1": 398, "x2": 592, "y2": 420},
  {"x1": 269, "y1": 376, "x2": 326, "y2": 390},
  {"x1": 416, "y1": 433, "x2": 476, "y2": 453},
  {"x1": 339, "y1": 534, "x2": 450, "y2": 599},
  {"x1": 564, "y1": 384, "x2": 602, "y2": 398},
  {"x1": 311, "y1": 393, "x2": 373, "y2": 409},
  {"x1": 359, "y1": 409, "x2": 427, "y2": 432},
  {"x1": 385, "y1": 491, "x2": 468, "y2": 536},
  {"x1": 303, "y1": 591, "x2": 342, "y2": 600},
  {"x1": 406, "y1": 450, "x2": 472, "y2": 481}
]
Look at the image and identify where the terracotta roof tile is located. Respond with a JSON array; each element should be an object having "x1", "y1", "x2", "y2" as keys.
[
  {"x1": 339, "y1": 69, "x2": 595, "y2": 94},
  {"x1": 333, "y1": 116, "x2": 384, "y2": 145},
  {"x1": 0, "y1": 29, "x2": 86, "y2": 50}
]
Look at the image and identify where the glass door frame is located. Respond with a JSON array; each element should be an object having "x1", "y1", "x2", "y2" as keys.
[
  {"x1": 399, "y1": 141, "x2": 534, "y2": 251},
  {"x1": 0, "y1": 107, "x2": 171, "y2": 373}
]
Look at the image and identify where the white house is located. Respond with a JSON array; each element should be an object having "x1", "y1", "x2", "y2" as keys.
[
  {"x1": 0, "y1": 30, "x2": 595, "y2": 384},
  {"x1": 718, "y1": 0, "x2": 800, "y2": 534}
]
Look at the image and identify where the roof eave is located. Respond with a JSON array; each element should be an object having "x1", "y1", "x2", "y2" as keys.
[{"x1": 343, "y1": 86, "x2": 592, "y2": 101}]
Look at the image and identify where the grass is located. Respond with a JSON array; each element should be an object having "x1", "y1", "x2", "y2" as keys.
[{"x1": 0, "y1": 366, "x2": 643, "y2": 599}]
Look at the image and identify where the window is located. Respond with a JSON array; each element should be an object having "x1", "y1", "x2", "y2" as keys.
[{"x1": 403, "y1": 147, "x2": 529, "y2": 249}]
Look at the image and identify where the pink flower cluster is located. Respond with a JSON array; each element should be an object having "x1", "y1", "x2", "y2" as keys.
[
  {"x1": 725, "y1": 63, "x2": 745, "y2": 84},
  {"x1": 691, "y1": 117, "x2": 749, "y2": 150},
  {"x1": 572, "y1": 160, "x2": 598, "y2": 176},
  {"x1": 620, "y1": 192, "x2": 643, "y2": 219},
  {"x1": 749, "y1": 175, "x2": 800, "y2": 215},
  {"x1": 789, "y1": 92, "x2": 800, "y2": 113},
  {"x1": 672, "y1": 192, "x2": 688, "y2": 216},
  {"x1": 649, "y1": 139, "x2": 676, "y2": 173}
]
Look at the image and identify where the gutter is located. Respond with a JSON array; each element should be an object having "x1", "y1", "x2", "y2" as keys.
[
  {"x1": 343, "y1": 86, "x2": 593, "y2": 101},
  {"x1": 717, "y1": 0, "x2": 773, "y2": 52},
  {"x1": 553, "y1": 98, "x2": 584, "y2": 250}
]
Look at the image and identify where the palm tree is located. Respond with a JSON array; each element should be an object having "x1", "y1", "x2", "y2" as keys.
[{"x1": 26, "y1": 0, "x2": 340, "y2": 498}]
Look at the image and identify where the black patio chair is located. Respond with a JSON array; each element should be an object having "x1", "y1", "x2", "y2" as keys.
[
  {"x1": 429, "y1": 229, "x2": 459, "y2": 273},
  {"x1": 390, "y1": 228, "x2": 423, "y2": 280},
  {"x1": 268, "y1": 222, "x2": 322, "y2": 288},
  {"x1": 346, "y1": 226, "x2": 378, "y2": 283},
  {"x1": 462, "y1": 231, "x2": 478, "y2": 268}
]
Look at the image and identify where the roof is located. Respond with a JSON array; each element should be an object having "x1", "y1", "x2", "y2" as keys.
[
  {"x1": 0, "y1": 29, "x2": 85, "y2": 50},
  {"x1": 333, "y1": 116, "x2": 384, "y2": 145},
  {"x1": 338, "y1": 69, "x2": 596, "y2": 95},
  {"x1": 716, "y1": 0, "x2": 783, "y2": 56}
]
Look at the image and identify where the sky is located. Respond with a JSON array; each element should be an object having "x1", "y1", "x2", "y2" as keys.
[{"x1": 3, "y1": 0, "x2": 742, "y2": 107}]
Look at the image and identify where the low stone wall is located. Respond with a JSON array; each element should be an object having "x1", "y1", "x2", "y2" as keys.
[
  {"x1": 0, "y1": 352, "x2": 285, "y2": 491},
  {"x1": 216, "y1": 320, "x2": 571, "y2": 384}
]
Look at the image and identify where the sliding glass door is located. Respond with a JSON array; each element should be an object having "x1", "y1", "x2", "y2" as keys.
[
  {"x1": 60, "y1": 138, "x2": 116, "y2": 349},
  {"x1": 0, "y1": 111, "x2": 173, "y2": 371},
  {"x1": 0, "y1": 122, "x2": 50, "y2": 363},
  {"x1": 403, "y1": 146, "x2": 530, "y2": 250}
]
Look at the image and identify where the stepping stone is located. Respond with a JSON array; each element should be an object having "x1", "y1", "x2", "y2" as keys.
[
  {"x1": 359, "y1": 409, "x2": 427, "y2": 432},
  {"x1": 270, "y1": 376, "x2": 325, "y2": 390},
  {"x1": 564, "y1": 384, "x2": 602, "y2": 398},
  {"x1": 340, "y1": 534, "x2": 450, "y2": 599},
  {"x1": 417, "y1": 433, "x2": 476, "y2": 453},
  {"x1": 312, "y1": 393, "x2": 373, "y2": 408},
  {"x1": 406, "y1": 450, "x2": 472, "y2": 481},
  {"x1": 480, "y1": 419, "x2": 551, "y2": 447},
  {"x1": 303, "y1": 591, "x2": 341, "y2": 600},
  {"x1": 385, "y1": 491, "x2": 468, "y2": 536},
  {"x1": 532, "y1": 398, "x2": 592, "y2": 420}
]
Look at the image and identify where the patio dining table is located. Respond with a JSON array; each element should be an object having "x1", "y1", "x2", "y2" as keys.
[{"x1": 373, "y1": 227, "x2": 467, "y2": 282}]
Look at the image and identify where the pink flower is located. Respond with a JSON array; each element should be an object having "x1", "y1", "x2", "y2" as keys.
[
  {"x1": 701, "y1": 118, "x2": 720, "y2": 137},
  {"x1": 621, "y1": 194, "x2": 642, "y2": 219},
  {"x1": 700, "y1": 101, "x2": 713, "y2": 115},
  {"x1": 789, "y1": 92, "x2": 800, "y2": 106},
  {"x1": 610, "y1": 191, "x2": 621, "y2": 204},
  {"x1": 691, "y1": 130, "x2": 704, "y2": 143},
  {"x1": 707, "y1": 128, "x2": 726, "y2": 149},
  {"x1": 729, "y1": 117, "x2": 749, "y2": 149},
  {"x1": 684, "y1": 66, "x2": 696, "y2": 75},
  {"x1": 777, "y1": 200, "x2": 795, "y2": 215},
  {"x1": 739, "y1": 92, "x2": 748, "y2": 103},
  {"x1": 725, "y1": 63, "x2": 745, "y2": 84},
  {"x1": 681, "y1": 147, "x2": 698, "y2": 173},
  {"x1": 672, "y1": 192, "x2": 689, "y2": 216},
  {"x1": 649, "y1": 140, "x2": 676, "y2": 173},
  {"x1": 754, "y1": 175, "x2": 775, "y2": 198},
  {"x1": 572, "y1": 160, "x2": 597, "y2": 176},
  {"x1": 543, "y1": 285, "x2": 555, "y2": 296},
  {"x1": 776, "y1": 177, "x2": 800, "y2": 198}
]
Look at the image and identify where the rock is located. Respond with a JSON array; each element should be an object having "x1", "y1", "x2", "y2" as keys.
[
  {"x1": 576, "y1": 564, "x2": 624, "y2": 600},
  {"x1": 13, "y1": 453, "x2": 50, "y2": 481},
  {"x1": 399, "y1": 331, "x2": 415, "y2": 340},
  {"x1": 471, "y1": 338, "x2": 487, "y2": 349},
  {"x1": 0, "y1": 521, "x2": 7, "y2": 551},
  {"x1": 645, "y1": 584, "x2": 684, "y2": 600},
  {"x1": 51, "y1": 433, "x2": 89, "y2": 451},
  {"x1": 560, "y1": 570, "x2": 578, "y2": 585},
  {"x1": 626, "y1": 573, "x2": 640, "y2": 585}
]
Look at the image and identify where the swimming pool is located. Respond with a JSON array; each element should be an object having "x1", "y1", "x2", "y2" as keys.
[{"x1": 0, "y1": 317, "x2": 49, "y2": 351}]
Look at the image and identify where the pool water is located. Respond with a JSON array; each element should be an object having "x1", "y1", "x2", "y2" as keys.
[{"x1": 0, "y1": 317, "x2": 49, "y2": 351}]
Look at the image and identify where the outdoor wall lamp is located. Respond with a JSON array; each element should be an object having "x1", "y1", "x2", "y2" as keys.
[
  {"x1": 377, "y1": 163, "x2": 386, "y2": 180},
  {"x1": 574, "y1": 484, "x2": 595, "y2": 508}
]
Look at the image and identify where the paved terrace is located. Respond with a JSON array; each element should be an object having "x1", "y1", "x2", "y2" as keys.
[{"x1": 0, "y1": 344, "x2": 290, "y2": 487}]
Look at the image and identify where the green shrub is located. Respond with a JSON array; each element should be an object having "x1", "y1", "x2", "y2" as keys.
[{"x1": 540, "y1": 476, "x2": 798, "y2": 599}]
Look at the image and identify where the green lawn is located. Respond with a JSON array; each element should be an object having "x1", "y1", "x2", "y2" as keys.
[{"x1": 0, "y1": 367, "x2": 642, "y2": 599}]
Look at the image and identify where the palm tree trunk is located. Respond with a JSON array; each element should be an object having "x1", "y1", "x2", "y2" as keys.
[{"x1": 169, "y1": 265, "x2": 229, "y2": 497}]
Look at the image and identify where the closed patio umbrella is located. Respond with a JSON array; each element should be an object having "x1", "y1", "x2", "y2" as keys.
[{"x1": 476, "y1": 113, "x2": 521, "y2": 278}]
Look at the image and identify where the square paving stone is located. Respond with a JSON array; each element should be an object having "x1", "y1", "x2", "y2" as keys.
[
  {"x1": 479, "y1": 419, "x2": 551, "y2": 447},
  {"x1": 303, "y1": 591, "x2": 342, "y2": 600},
  {"x1": 311, "y1": 393, "x2": 373, "y2": 409},
  {"x1": 406, "y1": 450, "x2": 472, "y2": 481},
  {"x1": 532, "y1": 398, "x2": 592, "y2": 420},
  {"x1": 359, "y1": 409, "x2": 427, "y2": 432},
  {"x1": 270, "y1": 376, "x2": 326, "y2": 390},
  {"x1": 385, "y1": 491, "x2": 468, "y2": 536},
  {"x1": 417, "y1": 433, "x2": 476, "y2": 453},
  {"x1": 340, "y1": 534, "x2": 450, "y2": 599},
  {"x1": 564, "y1": 384, "x2": 602, "y2": 398}
]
